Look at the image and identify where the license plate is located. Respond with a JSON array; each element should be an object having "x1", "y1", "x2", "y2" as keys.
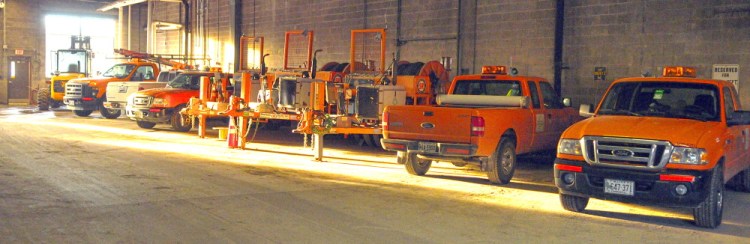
[
  {"x1": 67, "y1": 100, "x2": 76, "y2": 105},
  {"x1": 604, "y1": 179, "x2": 635, "y2": 196},
  {"x1": 118, "y1": 86, "x2": 128, "y2": 93},
  {"x1": 418, "y1": 142, "x2": 437, "y2": 153},
  {"x1": 134, "y1": 111, "x2": 143, "y2": 118},
  {"x1": 103, "y1": 102, "x2": 111, "y2": 108}
]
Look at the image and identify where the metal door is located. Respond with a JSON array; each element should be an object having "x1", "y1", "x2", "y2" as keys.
[{"x1": 8, "y1": 56, "x2": 31, "y2": 103}]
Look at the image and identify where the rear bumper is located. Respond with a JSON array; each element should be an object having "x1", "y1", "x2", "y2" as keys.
[
  {"x1": 554, "y1": 158, "x2": 712, "y2": 208},
  {"x1": 63, "y1": 96, "x2": 98, "y2": 110},
  {"x1": 126, "y1": 107, "x2": 171, "y2": 123},
  {"x1": 381, "y1": 138, "x2": 482, "y2": 162}
]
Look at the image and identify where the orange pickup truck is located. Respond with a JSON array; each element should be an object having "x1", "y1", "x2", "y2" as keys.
[
  {"x1": 554, "y1": 66, "x2": 750, "y2": 228},
  {"x1": 381, "y1": 66, "x2": 579, "y2": 184}
]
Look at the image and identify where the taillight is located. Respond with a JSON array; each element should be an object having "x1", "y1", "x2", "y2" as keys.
[
  {"x1": 82, "y1": 97, "x2": 94, "y2": 101},
  {"x1": 471, "y1": 116, "x2": 484, "y2": 137},
  {"x1": 139, "y1": 87, "x2": 144, "y2": 91},
  {"x1": 382, "y1": 111, "x2": 389, "y2": 130}
]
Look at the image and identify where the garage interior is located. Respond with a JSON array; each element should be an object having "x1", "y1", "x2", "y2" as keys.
[{"x1": 0, "y1": 0, "x2": 749, "y2": 242}]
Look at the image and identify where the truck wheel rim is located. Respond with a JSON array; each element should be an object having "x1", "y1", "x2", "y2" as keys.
[
  {"x1": 717, "y1": 187, "x2": 723, "y2": 211},
  {"x1": 180, "y1": 115, "x2": 190, "y2": 126},
  {"x1": 501, "y1": 148, "x2": 513, "y2": 173}
]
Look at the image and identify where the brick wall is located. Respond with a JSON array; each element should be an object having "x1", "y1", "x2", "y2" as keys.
[{"x1": 563, "y1": 0, "x2": 750, "y2": 108}]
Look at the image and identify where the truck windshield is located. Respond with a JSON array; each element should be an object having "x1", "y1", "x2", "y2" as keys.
[
  {"x1": 167, "y1": 74, "x2": 204, "y2": 90},
  {"x1": 102, "y1": 64, "x2": 135, "y2": 78},
  {"x1": 55, "y1": 50, "x2": 88, "y2": 74},
  {"x1": 598, "y1": 81, "x2": 720, "y2": 122},
  {"x1": 453, "y1": 80, "x2": 521, "y2": 96}
]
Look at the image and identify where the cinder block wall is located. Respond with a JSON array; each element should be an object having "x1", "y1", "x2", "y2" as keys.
[
  {"x1": 563, "y1": 1, "x2": 750, "y2": 108},
  {"x1": 0, "y1": 0, "x2": 114, "y2": 103},
  {"x1": 3, "y1": 0, "x2": 749, "y2": 109}
]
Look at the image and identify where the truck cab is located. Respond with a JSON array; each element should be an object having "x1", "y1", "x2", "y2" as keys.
[
  {"x1": 64, "y1": 59, "x2": 159, "y2": 118},
  {"x1": 126, "y1": 71, "x2": 230, "y2": 132},
  {"x1": 554, "y1": 66, "x2": 750, "y2": 228}
]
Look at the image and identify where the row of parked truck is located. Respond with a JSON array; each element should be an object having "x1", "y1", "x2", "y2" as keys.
[{"x1": 40, "y1": 30, "x2": 750, "y2": 229}]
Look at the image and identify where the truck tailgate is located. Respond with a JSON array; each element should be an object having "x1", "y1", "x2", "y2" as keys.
[{"x1": 385, "y1": 106, "x2": 473, "y2": 144}]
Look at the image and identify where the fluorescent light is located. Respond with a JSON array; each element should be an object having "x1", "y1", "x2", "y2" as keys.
[{"x1": 97, "y1": 0, "x2": 183, "y2": 12}]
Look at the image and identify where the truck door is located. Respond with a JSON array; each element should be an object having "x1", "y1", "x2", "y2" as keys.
[
  {"x1": 537, "y1": 81, "x2": 567, "y2": 150},
  {"x1": 526, "y1": 80, "x2": 545, "y2": 151},
  {"x1": 723, "y1": 86, "x2": 750, "y2": 179}
]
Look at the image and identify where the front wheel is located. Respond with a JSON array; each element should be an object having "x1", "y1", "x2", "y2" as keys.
[
  {"x1": 487, "y1": 137, "x2": 517, "y2": 184},
  {"x1": 37, "y1": 88, "x2": 50, "y2": 111},
  {"x1": 693, "y1": 164, "x2": 724, "y2": 228},
  {"x1": 73, "y1": 110, "x2": 93, "y2": 117},
  {"x1": 560, "y1": 194, "x2": 589, "y2": 212},
  {"x1": 405, "y1": 153, "x2": 432, "y2": 176},
  {"x1": 170, "y1": 105, "x2": 192, "y2": 132},
  {"x1": 136, "y1": 120, "x2": 156, "y2": 129},
  {"x1": 99, "y1": 105, "x2": 121, "y2": 119}
]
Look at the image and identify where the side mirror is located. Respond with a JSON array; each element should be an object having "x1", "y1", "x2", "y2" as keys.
[
  {"x1": 562, "y1": 98, "x2": 572, "y2": 107},
  {"x1": 579, "y1": 104, "x2": 594, "y2": 118},
  {"x1": 727, "y1": 111, "x2": 750, "y2": 126}
]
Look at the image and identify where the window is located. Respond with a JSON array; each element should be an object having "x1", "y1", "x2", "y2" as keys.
[
  {"x1": 598, "y1": 81, "x2": 720, "y2": 121},
  {"x1": 723, "y1": 87, "x2": 736, "y2": 120},
  {"x1": 134, "y1": 66, "x2": 155, "y2": 81},
  {"x1": 539, "y1": 82, "x2": 562, "y2": 109},
  {"x1": 453, "y1": 79, "x2": 521, "y2": 96},
  {"x1": 527, "y1": 81, "x2": 541, "y2": 109}
]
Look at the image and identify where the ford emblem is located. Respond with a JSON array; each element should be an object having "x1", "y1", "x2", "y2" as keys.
[
  {"x1": 612, "y1": 149, "x2": 634, "y2": 157},
  {"x1": 420, "y1": 122, "x2": 435, "y2": 129}
]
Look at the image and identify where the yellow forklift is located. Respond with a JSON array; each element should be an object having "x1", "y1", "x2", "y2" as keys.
[{"x1": 38, "y1": 35, "x2": 93, "y2": 111}]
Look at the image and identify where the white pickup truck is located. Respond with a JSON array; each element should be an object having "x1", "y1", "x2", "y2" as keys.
[{"x1": 103, "y1": 70, "x2": 182, "y2": 118}]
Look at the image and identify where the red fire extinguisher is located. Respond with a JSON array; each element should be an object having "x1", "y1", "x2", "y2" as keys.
[{"x1": 227, "y1": 117, "x2": 238, "y2": 148}]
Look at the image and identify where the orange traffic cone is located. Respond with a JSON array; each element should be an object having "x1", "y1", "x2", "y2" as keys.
[{"x1": 227, "y1": 117, "x2": 238, "y2": 148}]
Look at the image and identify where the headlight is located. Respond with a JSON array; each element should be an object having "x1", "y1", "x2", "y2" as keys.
[
  {"x1": 558, "y1": 139, "x2": 582, "y2": 155},
  {"x1": 670, "y1": 147, "x2": 707, "y2": 165},
  {"x1": 152, "y1": 98, "x2": 166, "y2": 106}
]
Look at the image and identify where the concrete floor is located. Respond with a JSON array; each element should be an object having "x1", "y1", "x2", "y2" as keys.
[{"x1": 0, "y1": 105, "x2": 748, "y2": 242}]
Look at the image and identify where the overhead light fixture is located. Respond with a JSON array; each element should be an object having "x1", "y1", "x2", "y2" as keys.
[
  {"x1": 153, "y1": 22, "x2": 182, "y2": 31},
  {"x1": 98, "y1": 0, "x2": 183, "y2": 12}
]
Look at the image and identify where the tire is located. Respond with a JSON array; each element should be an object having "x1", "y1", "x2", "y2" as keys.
[
  {"x1": 396, "y1": 151, "x2": 407, "y2": 164},
  {"x1": 37, "y1": 88, "x2": 50, "y2": 111},
  {"x1": 560, "y1": 194, "x2": 589, "y2": 212},
  {"x1": 170, "y1": 105, "x2": 192, "y2": 132},
  {"x1": 73, "y1": 110, "x2": 93, "y2": 117},
  {"x1": 487, "y1": 137, "x2": 517, "y2": 184},
  {"x1": 405, "y1": 153, "x2": 432, "y2": 176},
  {"x1": 99, "y1": 104, "x2": 121, "y2": 119},
  {"x1": 136, "y1": 120, "x2": 156, "y2": 129},
  {"x1": 693, "y1": 164, "x2": 724, "y2": 228},
  {"x1": 50, "y1": 101, "x2": 62, "y2": 109}
]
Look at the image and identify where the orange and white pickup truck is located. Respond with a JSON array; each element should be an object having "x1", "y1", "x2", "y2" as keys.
[
  {"x1": 554, "y1": 66, "x2": 750, "y2": 228},
  {"x1": 381, "y1": 66, "x2": 580, "y2": 184}
]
